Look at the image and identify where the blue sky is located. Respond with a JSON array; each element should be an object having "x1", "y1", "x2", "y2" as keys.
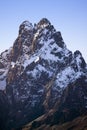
[{"x1": 0, "y1": 0, "x2": 87, "y2": 61}]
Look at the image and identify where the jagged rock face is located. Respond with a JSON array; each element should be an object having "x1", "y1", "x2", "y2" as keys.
[
  {"x1": 0, "y1": 49, "x2": 12, "y2": 90},
  {"x1": 10, "y1": 21, "x2": 33, "y2": 62},
  {"x1": 0, "y1": 18, "x2": 87, "y2": 129}
]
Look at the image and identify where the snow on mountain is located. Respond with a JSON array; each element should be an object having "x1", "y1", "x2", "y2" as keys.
[
  {"x1": 0, "y1": 18, "x2": 87, "y2": 130},
  {"x1": 0, "y1": 48, "x2": 12, "y2": 90},
  {"x1": 55, "y1": 66, "x2": 84, "y2": 88},
  {"x1": 0, "y1": 18, "x2": 86, "y2": 93}
]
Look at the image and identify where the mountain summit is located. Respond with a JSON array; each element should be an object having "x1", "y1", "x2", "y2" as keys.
[{"x1": 0, "y1": 18, "x2": 87, "y2": 130}]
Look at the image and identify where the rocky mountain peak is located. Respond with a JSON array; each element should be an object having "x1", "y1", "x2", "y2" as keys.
[
  {"x1": 37, "y1": 18, "x2": 51, "y2": 28},
  {"x1": 0, "y1": 18, "x2": 87, "y2": 130},
  {"x1": 74, "y1": 50, "x2": 86, "y2": 70},
  {"x1": 19, "y1": 20, "x2": 33, "y2": 35},
  {"x1": 10, "y1": 21, "x2": 34, "y2": 62},
  {"x1": 74, "y1": 50, "x2": 82, "y2": 57}
]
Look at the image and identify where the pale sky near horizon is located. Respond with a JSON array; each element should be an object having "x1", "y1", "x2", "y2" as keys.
[{"x1": 0, "y1": 0, "x2": 87, "y2": 61}]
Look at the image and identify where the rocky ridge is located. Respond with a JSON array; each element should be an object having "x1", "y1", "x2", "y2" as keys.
[{"x1": 0, "y1": 18, "x2": 87, "y2": 130}]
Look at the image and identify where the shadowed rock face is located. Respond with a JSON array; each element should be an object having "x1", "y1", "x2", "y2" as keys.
[
  {"x1": 0, "y1": 62, "x2": 4, "y2": 68},
  {"x1": 0, "y1": 91, "x2": 9, "y2": 130},
  {"x1": 0, "y1": 18, "x2": 87, "y2": 130}
]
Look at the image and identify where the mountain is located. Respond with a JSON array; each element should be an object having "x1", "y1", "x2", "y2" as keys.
[{"x1": 0, "y1": 18, "x2": 87, "y2": 130}]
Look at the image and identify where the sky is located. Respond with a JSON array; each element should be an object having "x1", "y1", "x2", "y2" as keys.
[{"x1": 0, "y1": 0, "x2": 87, "y2": 61}]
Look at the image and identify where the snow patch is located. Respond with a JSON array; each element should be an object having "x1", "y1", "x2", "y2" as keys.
[
  {"x1": 0, "y1": 68, "x2": 8, "y2": 90},
  {"x1": 1, "y1": 47, "x2": 12, "y2": 59},
  {"x1": 11, "y1": 62, "x2": 15, "y2": 68},
  {"x1": 55, "y1": 67, "x2": 83, "y2": 88},
  {"x1": 34, "y1": 29, "x2": 40, "y2": 40},
  {"x1": 26, "y1": 63, "x2": 52, "y2": 79},
  {"x1": 22, "y1": 21, "x2": 33, "y2": 30},
  {"x1": 0, "y1": 79, "x2": 6, "y2": 90},
  {"x1": 34, "y1": 56, "x2": 40, "y2": 63},
  {"x1": 39, "y1": 23, "x2": 49, "y2": 29},
  {"x1": 76, "y1": 55, "x2": 82, "y2": 70},
  {"x1": 39, "y1": 39, "x2": 59, "y2": 62}
]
